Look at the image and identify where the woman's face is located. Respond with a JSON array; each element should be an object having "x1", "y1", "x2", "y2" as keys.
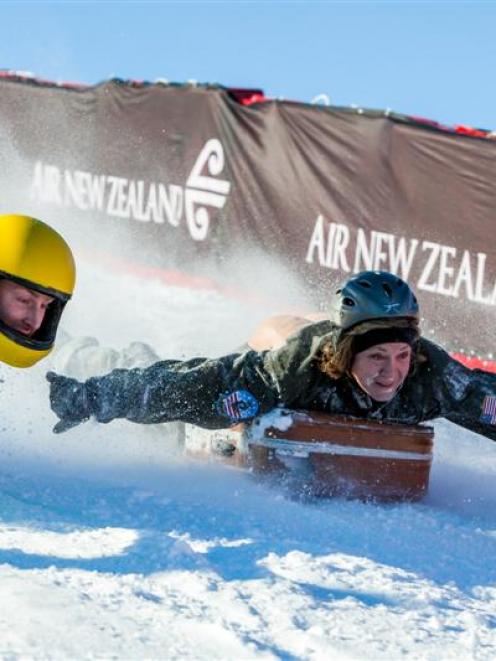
[{"x1": 350, "y1": 342, "x2": 412, "y2": 402}]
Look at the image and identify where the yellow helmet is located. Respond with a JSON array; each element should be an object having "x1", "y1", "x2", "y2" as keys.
[{"x1": 0, "y1": 214, "x2": 76, "y2": 368}]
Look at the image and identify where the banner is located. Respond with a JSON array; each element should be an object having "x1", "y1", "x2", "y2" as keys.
[{"x1": 1, "y1": 75, "x2": 495, "y2": 362}]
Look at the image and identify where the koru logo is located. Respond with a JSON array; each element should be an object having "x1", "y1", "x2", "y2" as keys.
[
  {"x1": 30, "y1": 137, "x2": 232, "y2": 241},
  {"x1": 185, "y1": 138, "x2": 231, "y2": 241}
]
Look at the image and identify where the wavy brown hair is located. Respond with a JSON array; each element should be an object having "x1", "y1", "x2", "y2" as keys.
[{"x1": 319, "y1": 318, "x2": 421, "y2": 380}]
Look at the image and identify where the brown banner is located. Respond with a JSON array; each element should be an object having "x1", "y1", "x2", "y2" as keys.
[{"x1": 1, "y1": 75, "x2": 495, "y2": 361}]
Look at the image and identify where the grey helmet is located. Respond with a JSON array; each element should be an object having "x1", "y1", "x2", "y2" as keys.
[{"x1": 330, "y1": 271, "x2": 419, "y2": 331}]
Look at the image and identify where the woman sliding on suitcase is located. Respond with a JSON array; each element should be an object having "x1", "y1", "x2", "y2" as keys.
[{"x1": 47, "y1": 271, "x2": 496, "y2": 442}]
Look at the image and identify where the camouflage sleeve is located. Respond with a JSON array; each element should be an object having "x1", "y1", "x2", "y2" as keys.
[
  {"x1": 421, "y1": 339, "x2": 496, "y2": 441},
  {"x1": 83, "y1": 351, "x2": 282, "y2": 429},
  {"x1": 81, "y1": 320, "x2": 332, "y2": 429},
  {"x1": 262, "y1": 320, "x2": 333, "y2": 404}
]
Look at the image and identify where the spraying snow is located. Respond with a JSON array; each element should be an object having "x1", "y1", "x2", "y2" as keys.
[{"x1": 0, "y1": 257, "x2": 495, "y2": 658}]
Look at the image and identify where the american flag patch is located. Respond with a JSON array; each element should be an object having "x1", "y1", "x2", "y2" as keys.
[
  {"x1": 480, "y1": 396, "x2": 496, "y2": 425},
  {"x1": 217, "y1": 389, "x2": 259, "y2": 422}
]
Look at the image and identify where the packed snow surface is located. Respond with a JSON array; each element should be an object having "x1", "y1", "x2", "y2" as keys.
[{"x1": 0, "y1": 261, "x2": 495, "y2": 659}]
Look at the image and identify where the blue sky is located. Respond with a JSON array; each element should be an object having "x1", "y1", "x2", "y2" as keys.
[{"x1": 2, "y1": 1, "x2": 495, "y2": 130}]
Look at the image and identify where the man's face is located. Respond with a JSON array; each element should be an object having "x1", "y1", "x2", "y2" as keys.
[
  {"x1": 351, "y1": 341, "x2": 412, "y2": 402},
  {"x1": 0, "y1": 280, "x2": 54, "y2": 337}
]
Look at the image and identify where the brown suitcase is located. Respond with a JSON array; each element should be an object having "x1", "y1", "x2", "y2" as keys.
[{"x1": 245, "y1": 410, "x2": 434, "y2": 502}]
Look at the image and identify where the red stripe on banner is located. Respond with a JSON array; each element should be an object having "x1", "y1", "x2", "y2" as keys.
[
  {"x1": 80, "y1": 251, "x2": 272, "y2": 307},
  {"x1": 451, "y1": 353, "x2": 496, "y2": 374}
]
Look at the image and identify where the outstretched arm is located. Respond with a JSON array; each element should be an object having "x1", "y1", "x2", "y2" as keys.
[
  {"x1": 47, "y1": 320, "x2": 333, "y2": 433},
  {"x1": 421, "y1": 339, "x2": 496, "y2": 442},
  {"x1": 443, "y1": 367, "x2": 496, "y2": 442},
  {"x1": 47, "y1": 351, "x2": 281, "y2": 432}
]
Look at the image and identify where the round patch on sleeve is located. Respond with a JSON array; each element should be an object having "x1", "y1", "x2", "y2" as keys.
[{"x1": 216, "y1": 389, "x2": 259, "y2": 422}]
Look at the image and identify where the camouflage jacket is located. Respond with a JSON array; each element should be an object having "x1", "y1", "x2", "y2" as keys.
[{"x1": 82, "y1": 321, "x2": 496, "y2": 441}]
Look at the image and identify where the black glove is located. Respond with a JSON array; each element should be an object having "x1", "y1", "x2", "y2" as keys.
[{"x1": 46, "y1": 371, "x2": 91, "y2": 434}]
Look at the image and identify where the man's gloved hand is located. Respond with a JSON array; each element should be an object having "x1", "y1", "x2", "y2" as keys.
[{"x1": 46, "y1": 371, "x2": 91, "y2": 433}]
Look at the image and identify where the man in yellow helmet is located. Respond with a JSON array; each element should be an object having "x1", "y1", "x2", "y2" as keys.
[{"x1": 0, "y1": 214, "x2": 75, "y2": 368}]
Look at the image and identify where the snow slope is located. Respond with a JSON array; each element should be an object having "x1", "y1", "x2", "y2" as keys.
[{"x1": 0, "y1": 261, "x2": 495, "y2": 659}]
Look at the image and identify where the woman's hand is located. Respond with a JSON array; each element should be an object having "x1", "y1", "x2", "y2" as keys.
[{"x1": 46, "y1": 371, "x2": 91, "y2": 433}]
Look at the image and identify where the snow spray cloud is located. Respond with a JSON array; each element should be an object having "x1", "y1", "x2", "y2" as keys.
[{"x1": 0, "y1": 263, "x2": 247, "y2": 482}]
